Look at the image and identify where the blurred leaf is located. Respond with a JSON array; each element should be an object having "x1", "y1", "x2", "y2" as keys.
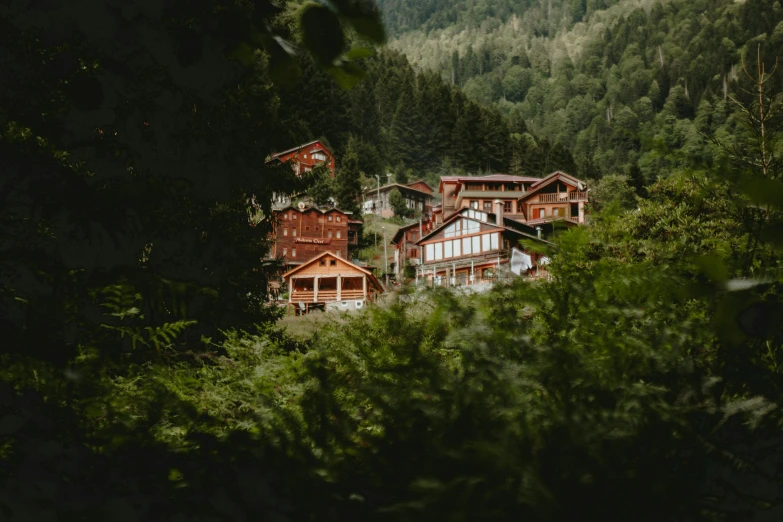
[
  {"x1": 300, "y1": 3, "x2": 345, "y2": 66},
  {"x1": 330, "y1": 0, "x2": 386, "y2": 43},
  {"x1": 229, "y1": 42, "x2": 256, "y2": 67},
  {"x1": 693, "y1": 254, "x2": 729, "y2": 283},
  {"x1": 345, "y1": 46, "x2": 375, "y2": 60},
  {"x1": 738, "y1": 177, "x2": 783, "y2": 208},
  {"x1": 326, "y1": 62, "x2": 366, "y2": 89},
  {"x1": 759, "y1": 222, "x2": 783, "y2": 249}
]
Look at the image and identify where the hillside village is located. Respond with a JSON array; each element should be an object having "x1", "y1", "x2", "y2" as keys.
[{"x1": 266, "y1": 139, "x2": 590, "y2": 313}]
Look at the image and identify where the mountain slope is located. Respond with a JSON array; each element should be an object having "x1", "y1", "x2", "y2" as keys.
[{"x1": 383, "y1": 0, "x2": 783, "y2": 182}]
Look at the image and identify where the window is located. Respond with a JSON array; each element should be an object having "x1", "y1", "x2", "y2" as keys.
[
  {"x1": 336, "y1": 250, "x2": 341, "y2": 258},
  {"x1": 470, "y1": 200, "x2": 478, "y2": 209},
  {"x1": 426, "y1": 244, "x2": 434, "y2": 261},
  {"x1": 462, "y1": 237, "x2": 471, "y2": 255},
  {"x1": 283, "y1": 213, "x2": 288, "y2": 220},
  {"x1": 411, "y1": 232, "x2": 417, "y2": 241},
  {"x1": 328, "y1": 230, "x2": 332, "y2": 238},
  {"x1": 292, "y1": 229, "x2": 296, "y2": 237},
  {"x1": 409, "y1": 249, "x2": 418, "y2": 258},
  {"x1": 553, "y1": 208, "x2": 560, "y2": 217},
  {"x1": 336, "y1": 216, "x2": 341, "y2": 222},
  {"x1": 434, "y1": 242, "x2": 443, "y2": 260},
  {"x1": 328, "y1": 215, "x2": 333, "y2": 222},
  {"x1": 444, "y1": 240, "x2": 453, "y2": 258},
  {"x1": 503, "y1": 201, "x2": 512, "y2": 213},
  {"x1": 291, "y1": 248, "x2": 296, "y2": 257},
  {"x1": 517, "y1": 202, "x2": 524, "y2": 214},
  {"x1": 293, "y1": 214, "x2": 297, "y2": 220},
  {"x1": 472, "y1": 236, "x2": 480, "y2": 253},
  {"x1": 306, "y1": 226, "x2": 310, "y2": 232},
  {"x1": 320, "y1": 260, "x2": 326, "y2": 266},
  {"x1": 490, "y1": 233, "x2": 499, "y2": 250},
  {"x1": 453, "y1": 239, "x2": 461, "y2": 257},
  {"x1": 283, "y1": 247, "x2": 287, "y2": 256},
  {"x1": 315, "y1": 226, "x2": 319, "y2": 231},
  {"x1": 330, "y1": 259, "x2": 337, "y2": 265},
  {"x1": 336, "y1": 231, "x2": 341, "y2": 238},
  {"x1": 482, "y1": 234, "x2": 491, "y2": 252},
  {"x1": 483, "y1": 202, "x2": 492, "y2": 212},
  {"x1": 283, "y1": 228, "x2": 288, "y2": 236}
]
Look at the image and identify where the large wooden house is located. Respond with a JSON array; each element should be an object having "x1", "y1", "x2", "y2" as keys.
[
  {"x1": 437, "y1": 171, "x2": 588, "y2": 226},
  {"x1": 270, "y1": 205, "x2": 360, "y2": 269},
  {"x1": 282, "y1": 252, "x2": 384, "y2": 314},
  {"x1": 415, "y1": 205, "x2": 554, "y2": 285}
]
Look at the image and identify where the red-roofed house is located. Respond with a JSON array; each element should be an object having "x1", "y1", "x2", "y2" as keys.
[
  {"x1": 436, "y1": 172, "x2": 588, "y2": 225},
  {"x1": 266, "y1": 139, "x2": 336, "y2": 177}
]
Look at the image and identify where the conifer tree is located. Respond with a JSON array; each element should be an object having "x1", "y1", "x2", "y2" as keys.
[{"x1": 334, "y1": 135, "x2": 364, "y2": 215}]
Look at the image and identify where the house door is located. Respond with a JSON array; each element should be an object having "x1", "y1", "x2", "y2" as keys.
[{"x1": 537, "y1": 208, "x2": 545, "y2": 219}]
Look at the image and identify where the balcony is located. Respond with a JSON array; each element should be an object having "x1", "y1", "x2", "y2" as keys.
[{"x1": 537, "y1": 191, "x2": 588, "y2": 203}]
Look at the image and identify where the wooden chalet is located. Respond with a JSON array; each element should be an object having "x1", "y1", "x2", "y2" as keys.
[
  {"x1": 266, "y1": 139, "x2": 336, "y2": 177},
  {"x1": 415, "y1": 205, "x2": 553, "y2": 285},
  {"x1": 282, "y1": 252, "x2": 384, "y2": 314},
  {"x1": 270, "y1": 204, "x2": 360, "y2": 268},
  {"x1": 267, "y1": 140, "x2": 336, "y2": 209},
  {"x1": 437, "y1": 171, "x2": 589, "y2": 226}
]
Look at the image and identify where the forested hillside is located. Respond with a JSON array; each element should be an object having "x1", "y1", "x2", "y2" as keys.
[
  {"x1": 276, "y1": 49, "x2": 579, "y2": 197},
  {"x1": 383, "y1": 0, "x2": 783, "y2": 183}
]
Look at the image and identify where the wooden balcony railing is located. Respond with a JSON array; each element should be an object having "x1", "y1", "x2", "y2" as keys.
[
  {"x1": 537, "y1": 192, "x2": 588, "y2": 203},
  {"x1": 567, "y1": 216, "x2": 580, "y2": 223},
  {"x1": 291, "y1": 291, "x2": 315, "y2": 301},
  {"x1": 291, "y1": 289, "x2": 365, "y2": 302}
]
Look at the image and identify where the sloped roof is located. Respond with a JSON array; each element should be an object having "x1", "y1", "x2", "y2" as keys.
[
  {"x1": 363, "y1": 183, "x2": 434, "y2": 198},
  {"x1": 439, "y1": 173, "x2": 543, "y2": 192},
  {"x1": 273, "y1": 205, "x2": 353, "y2": 216},
  {"x1": 518, "y1": 171, "x2": 587, "y2": 202},
  {"x1": 391, "y1": 221, "x2": 431, "y2": 245},
  {"x1": 405, "y1": 179, "x2": 435, "y2": 192},
  {"x1": 528, "y1": 170, "x2": 584, "y2": 189},
  {"x1": 282, "y1": 252, "x2": 384, "y2": 292},
  {"x1": 268, "y1": 140, "x2": 334, "y2": 161}
]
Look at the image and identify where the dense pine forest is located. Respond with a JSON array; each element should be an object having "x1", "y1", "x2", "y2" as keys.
[
  {"x1": 2, "y1": 0, "x2": 783, "y2": 521},
  {"x1": 384, "y1": 0, "x2": 783, "y2": 185},
  {"x1": 276, "y1": 48, "x2": 578, "y2": 198}
]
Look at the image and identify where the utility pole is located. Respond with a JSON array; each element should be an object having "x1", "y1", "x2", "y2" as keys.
[
  {"x1": 375, "y1": 174, "x2": 381, "y2": 217},
  {"x1": 382, "y1": 226, "x2": 389, "y2": 287}
]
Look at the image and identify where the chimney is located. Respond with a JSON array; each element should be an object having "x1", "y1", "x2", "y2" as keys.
[
  {"x1": 536, "y1": 226, "x2": 542, "y2": 240},
  {"x1": 494, "y1": 199, "x2": 503, "y2": 225}
]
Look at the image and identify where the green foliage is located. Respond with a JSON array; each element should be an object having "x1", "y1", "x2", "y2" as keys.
[
  {"x1": 588, "y1": 173, "x2": 637, "y2": 212},
  {"x1": 388, "y1": 188, "x2": 413, "y2": 218}
]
